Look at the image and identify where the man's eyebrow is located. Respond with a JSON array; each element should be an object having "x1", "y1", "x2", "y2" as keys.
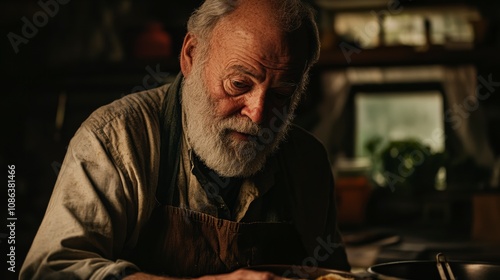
[
  {"x1": 228, "y1": 65, "x2": 300, "y2": 86},
  {"x1": 228, "y1": 65, "x2": 264, "y2": 81}
]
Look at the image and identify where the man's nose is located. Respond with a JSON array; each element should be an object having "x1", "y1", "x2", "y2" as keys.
[{"x1": 241, "y1": 89, "x2": 266, "y2": 124}]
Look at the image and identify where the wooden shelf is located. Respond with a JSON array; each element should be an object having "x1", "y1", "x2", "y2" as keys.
[{"x1": 317, "y1": 45, "x2": 500, "y2": 68}]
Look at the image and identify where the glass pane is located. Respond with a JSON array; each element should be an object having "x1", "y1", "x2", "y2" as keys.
[{"x1": 355, "y1": 91, "x2": 445, "y2": 157}]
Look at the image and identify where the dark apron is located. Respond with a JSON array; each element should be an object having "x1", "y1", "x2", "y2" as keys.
[
  {"x1": 129, "y1": 73, "x2": 307, "y2": 277},
  {"x1": 132, "y1": 205, "x2": 307, "y2": 277}
]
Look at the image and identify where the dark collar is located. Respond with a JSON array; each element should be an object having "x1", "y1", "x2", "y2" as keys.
[{"x1": 156, "y1": 72, "x2": 184, "y2": 205}]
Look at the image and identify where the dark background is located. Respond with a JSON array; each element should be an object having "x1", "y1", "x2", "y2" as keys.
[{"x1": 1, "y1": 0, "x2": 500, "y2": 279}]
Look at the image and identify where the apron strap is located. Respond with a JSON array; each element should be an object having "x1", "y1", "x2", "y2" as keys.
[{"x1": 156, "y1": 72, "x2": 184, "y2": 206}]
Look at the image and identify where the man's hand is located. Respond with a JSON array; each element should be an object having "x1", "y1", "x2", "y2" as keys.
[{"x1": 123, "y1": 269, "x2": 289, "y2": 280}]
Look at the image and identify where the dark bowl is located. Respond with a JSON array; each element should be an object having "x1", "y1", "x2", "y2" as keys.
[
  {"x1": 368, "y1": 260, "x2": 500, "y2": 280},
  {"x1": 249, "y1": 264, "x2": 361, "y2": 279}
]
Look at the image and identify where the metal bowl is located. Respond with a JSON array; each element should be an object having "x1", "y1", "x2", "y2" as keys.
[
  {"x1": 368, "y1": 260, "x2": 500, "y2": 280},
  {"x1": 249, "y1": 265, "x2": 361, "y2": 279}
]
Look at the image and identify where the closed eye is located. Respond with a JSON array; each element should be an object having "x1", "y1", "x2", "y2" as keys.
[
  {"x1": 225, "y1": 79, "x2": 252, "y2": 96},
  {"x1": 232, "y1": 80, "x2": 250, "y2": 89}
]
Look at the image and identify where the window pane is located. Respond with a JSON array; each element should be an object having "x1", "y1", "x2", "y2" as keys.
[{"x1": 355, "y1": 91, "x2": 445, "y2": 157}]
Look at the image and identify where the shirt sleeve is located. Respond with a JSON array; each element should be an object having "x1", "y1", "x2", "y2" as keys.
[
  {"x1": 301, "y1": 150, "x2": 351, "y2": 272},
  {"x1": 321, "y1": 172, "x2": 351, "y2": 272},
  {"x1": 285, "y1": 126, "x2": 351, "y2": 272},
  {"x1": 20, "y1": 121, "x2": 145, "y2": 279}
]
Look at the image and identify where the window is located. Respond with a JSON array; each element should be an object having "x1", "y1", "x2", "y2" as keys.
[
  {"x1": 355, "y1": 91, "x2": 445, "y2": 158},
  {"x1": 333, "y1": 6, "x2": 479, "y2": 48}
]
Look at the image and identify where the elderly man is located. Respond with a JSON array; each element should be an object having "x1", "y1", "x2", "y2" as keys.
[{"x1": 20, "y1": 0, "x2": 350, "y2": 279}]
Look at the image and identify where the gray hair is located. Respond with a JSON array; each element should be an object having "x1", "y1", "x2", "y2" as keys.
[{"x1": 186, "y1": 0, "x2": 320, "y2": 69}]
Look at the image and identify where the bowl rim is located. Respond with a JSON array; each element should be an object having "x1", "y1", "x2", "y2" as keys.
[
  {"x1": 249, "y1": 264, "x2": 359, "y2": 279},
  {"x1": 368, "y1": 259, "x2": 500, "y2": 280}
]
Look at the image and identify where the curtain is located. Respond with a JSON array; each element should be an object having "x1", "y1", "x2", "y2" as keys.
[{"x1": 312, "y1": 65, "x2": 495, "y2": 168}]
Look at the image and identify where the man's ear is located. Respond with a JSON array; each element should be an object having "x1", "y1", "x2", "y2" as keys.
[{"x1": 180, "y1": 33, "x2": 197, "y2": 77}]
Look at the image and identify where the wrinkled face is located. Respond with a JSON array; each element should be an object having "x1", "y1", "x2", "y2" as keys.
[{"x1": 181, "y1": 5, "x2": 310, "y2": 178}]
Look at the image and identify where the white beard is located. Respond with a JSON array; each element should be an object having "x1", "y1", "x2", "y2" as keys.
[{"x1": 181, "y1": 61, "x2": 296, "y2": 178}]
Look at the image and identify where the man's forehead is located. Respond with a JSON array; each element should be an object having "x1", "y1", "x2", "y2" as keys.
[
  {"x1": 210, "y1": 11, "x2": 310, "y2": 69},
  {"x1": 227, "y1": 0, "x2": 282, "y2": 22},
  {"x1": 226, "y1": 63, "x2": 306, "y2": 84}
]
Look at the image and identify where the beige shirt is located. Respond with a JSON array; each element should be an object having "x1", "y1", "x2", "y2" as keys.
[{"x1": 20, "y1": 83, "x2": 348, "y2": 279}]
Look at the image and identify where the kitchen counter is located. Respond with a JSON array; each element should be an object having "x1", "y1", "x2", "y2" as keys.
[{"x1": 343, "y1": 226, "x2": 500, "y2": 273}]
